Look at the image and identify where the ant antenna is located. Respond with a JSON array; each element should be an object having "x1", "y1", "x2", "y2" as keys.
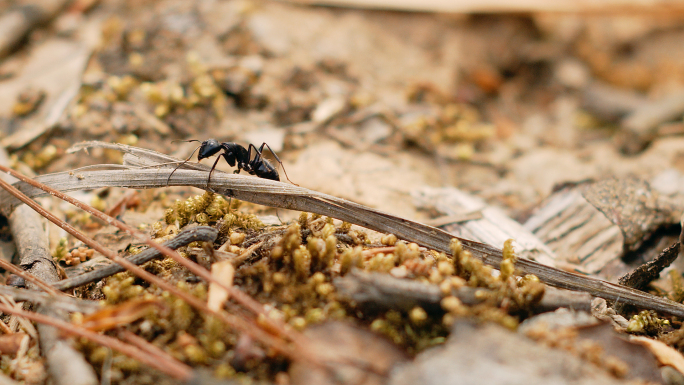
[{"x1": 166, "y1": 140, "x2": 203, "y2": 186}]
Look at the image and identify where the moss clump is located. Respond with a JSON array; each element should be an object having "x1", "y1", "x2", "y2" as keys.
[{"x1": 627, "y1": 310, "x2": 670, "y2": 335}]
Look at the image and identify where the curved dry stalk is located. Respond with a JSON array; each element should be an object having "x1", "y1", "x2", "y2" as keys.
[
  {"x1": 0, "y1": 303, "x2": 193, "y2": 381},
  {"x1": 3, "y1": 142, "x2": 684, "y2": 315},
  {"x1": 39, "y1": 141, "x2": 684, "y2": 318}
]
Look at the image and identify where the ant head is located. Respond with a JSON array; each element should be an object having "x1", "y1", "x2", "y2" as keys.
[{"x1": 197, "y1": 139, "x2": 222, "y2": 161}]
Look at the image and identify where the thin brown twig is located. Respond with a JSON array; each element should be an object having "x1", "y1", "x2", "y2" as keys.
[
  {"x1": 0, "y1": 164, "x2": 311, "y2": 355},
  {"x1": 0, "y1": 303, "x2": 193, "y2": 380},
  {"x1": 0, "y1": 165, "x2": 300, "y2": 360}
]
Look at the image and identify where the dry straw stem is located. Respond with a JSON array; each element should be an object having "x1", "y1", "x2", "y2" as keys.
[
  {"x1": 0, "y1": 303, "x2": 192, "y2": 381},
  {"x1": 40, "y1": 141, "x2": 684, "y2": 318},
  {"x1": 0, "y1": 162, "x2": 300, "y2": 360}
]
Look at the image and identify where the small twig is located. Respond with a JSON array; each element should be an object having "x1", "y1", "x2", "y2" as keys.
[
  {"x1": 53, "y1": 226, "x2": 218, "y2": 291},
  {"x1": 0, "y1": 303, "x2": 193, "y2": 380},
  {"x1": 334, "y1": 269, "x2": 592, "y2": 314},
  {"x1": 619, "y1": 242, "x2": 681, "y2": 290},
  {"x1": 229, "y1": 241, "x2": 264, "y2": 267}
]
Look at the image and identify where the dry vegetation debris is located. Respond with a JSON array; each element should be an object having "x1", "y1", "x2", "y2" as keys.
[{"x1": 3, "y1": 0, "x2": 684, "y2": 384}]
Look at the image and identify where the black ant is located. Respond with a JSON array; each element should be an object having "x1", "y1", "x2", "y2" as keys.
[{"x1": 167, "y1": 139, "x2": 296, "y2": 187}]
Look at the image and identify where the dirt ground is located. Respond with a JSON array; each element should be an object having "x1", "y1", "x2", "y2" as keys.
[{"x1": 3, "y1": 0, "x2": 684, "y2": 384}]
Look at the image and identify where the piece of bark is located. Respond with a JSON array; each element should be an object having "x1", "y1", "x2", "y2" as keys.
[
  {"x1": 618, "y1": 242, "x2": 680, "y2": 290},
  {"x1": 620, "y1": 89, "x2": 684, "y2": 153},
  {"x1": 581, "y1": 82, "x2": 646, "y2": 122},
  {"x1": 581, "y1": 177, "x2": 678, "y2": 254},
  {"x1": 412, "y1": 187, "x2": 558, "y2": 268},
  {"x1": 289, "y1": 321, "x2": 408, "y2": 385},
  {"x1": 524, "y1": 178, "x2": 680, "y2": 278}
]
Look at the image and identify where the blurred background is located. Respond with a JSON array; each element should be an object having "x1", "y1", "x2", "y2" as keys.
[
  {"x1": 4, "y1": 1, "x2": 684, "y2": 384},
  {"x1": 2, "y1": 0, "x2": 684, "y2": 220}
]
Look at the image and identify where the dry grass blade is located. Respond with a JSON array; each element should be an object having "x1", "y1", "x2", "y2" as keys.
[
  {"x1": 0, "y1": 303, "x2": 193, "y2": 380},
  {"x1": 55, "y1": 141, "x2": 684, "y2": 317}
]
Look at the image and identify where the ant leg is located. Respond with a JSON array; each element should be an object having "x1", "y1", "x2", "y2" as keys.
[
  {"x1": 246, "y1": 143, "x2": 261, "y2": 164},
  {"x1": 255, "y1": 143, "x2": 298, "y2": 185},
  {"x1": 167, "y1": 141, "x2": 202, "y2": 186},
  {"x1": 206, "y1": 155, "x2": 222, "y2": 190}
]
